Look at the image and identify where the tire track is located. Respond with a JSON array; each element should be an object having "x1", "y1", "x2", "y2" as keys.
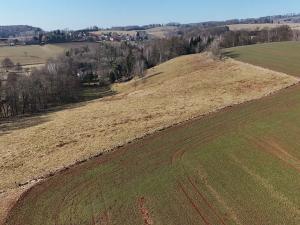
[
  {"x1": 231, "y1": 155, "x2": 300, "y2": 217},
  {"x1": 178, "y1": 182, "x2": 212, "y2": 225},
  {"x1": 187, "y1": 176, "x2": 228, "y2": 225},
  {"x1": 246, "y1": 136, "x2": 300, "y2": 173}
]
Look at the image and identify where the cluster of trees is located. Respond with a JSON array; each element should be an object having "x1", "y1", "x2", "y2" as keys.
[
  {"x1": 0, "y1": 57, "x2": 80, "y2": 117},
  {"x1": 220, "y1": 25, "x2": 295, "y2": 48},
  {"x1": 0, "y1": 37, "x2": 199, "y2": 118}
]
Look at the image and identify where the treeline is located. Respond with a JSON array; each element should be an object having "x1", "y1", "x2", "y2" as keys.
[
  {"x1": 1, "y1": 36, "x2": 212, "y2": 118},
  {"x1": 0, "y1": 57, "x2": 80, "y2": 117},
  {"x1": 220, "y1": 25, "x2": 296, "y2": 48}
]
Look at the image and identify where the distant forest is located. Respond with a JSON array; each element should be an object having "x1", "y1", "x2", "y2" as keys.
[
  {"x1": 1, "y1": 12, "x2": 300, "y2": 38},
  {"x1": 104, "y1": 13, "x2": 300, "y2": 31}
]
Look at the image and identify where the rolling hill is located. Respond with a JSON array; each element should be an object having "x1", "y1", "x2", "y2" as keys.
[{"x1": 1, "y1": 53, "x2": 298, "y2": 224}]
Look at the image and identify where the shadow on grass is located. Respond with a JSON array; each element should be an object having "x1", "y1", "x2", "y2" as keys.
[
  {"x1": 222, "y1": 51, "x2": 241, "y2": 59},
  {"x1": 0, "y1": 86, "x2": 116, "y2": 136},
  {"x1": 0, "y1": 115, "x2": 51, "y2": 136},
  {"x1": 145, "y1": 72, "x2": 163, "y2": 79}
]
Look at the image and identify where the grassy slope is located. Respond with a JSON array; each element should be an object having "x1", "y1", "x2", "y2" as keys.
[
  {"x1": 1, "y1": 54, "x2": 296, "y2": 194},
  {"x1": 224, "y1": 41, "x2": 300, "y2": 77},
  {"x1": 5, "y1": 83, "x2": 300, "y2": 225},
  {"x1": 0, "y1": 42, "x2": 98, "y2": 66}
]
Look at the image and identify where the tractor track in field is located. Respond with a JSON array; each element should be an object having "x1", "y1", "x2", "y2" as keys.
[
  {"x1": 53, "y1": 178, "x2": 97, "y2": 225},
  {"x1": 170, "y1": 127, "x2": 227, "y2": 165},
  {"x1": 178, "y1": 182, "x2": 212, "y2": 225},
  {"x1": 231, "y1": 155, "x2": 300, "y2": 217},
  {"x1": 248, "y1": 136, "x2": 300, "y2": 173},
  {"x1": 171, "y1": 133, "x2": 229, "y2": 225},
  {"x1": 187, "y1": 176, "x2": 228, "y2": 225}
]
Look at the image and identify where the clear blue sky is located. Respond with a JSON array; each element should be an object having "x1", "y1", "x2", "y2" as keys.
[{"x1": 1, "y1": 0, "x2": 300, "y2": 30}]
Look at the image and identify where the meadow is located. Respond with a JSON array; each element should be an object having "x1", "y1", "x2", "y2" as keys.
[
  {"x1": 1, "y1": 52, "x2": 299, "y2": 224},
  {"x1": 224, "y1": 41, "x2": 300, "y2": 77},
  {"x1": 0, "y1": 42, "x2": 98, "y2": 66}
]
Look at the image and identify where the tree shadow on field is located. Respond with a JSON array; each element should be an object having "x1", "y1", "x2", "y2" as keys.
[
  {"x1": 0, "y1": 87, "x2": 117, "y2": 136},
  {"x1": 0, "y1": 101, "x2": 97, "y2": 136},
  {"x1": 222, "y1": 51, "x2": 241, "y2": 59},
  {"x1": 0, "y1": 115, "x2": 51, "y2": 136}
]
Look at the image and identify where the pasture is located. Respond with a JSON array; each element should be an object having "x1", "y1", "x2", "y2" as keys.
[
  {"x1": 5, "y1": 76, "x2": 300, "y2": 225},
  {"x1": 0, "y1": 42, "x2": 98, "y2": 66},
  {"x1": 224, "y1": 41, "x2": 300, "y2": 77}
]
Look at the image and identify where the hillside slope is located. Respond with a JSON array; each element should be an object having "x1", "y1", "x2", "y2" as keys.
[
  {"x1": 0, "y1": 53, "x2": 298, "y2": 222},
  {"x1": 4, "y1": 56, "x2": 300, "y2": 225}
]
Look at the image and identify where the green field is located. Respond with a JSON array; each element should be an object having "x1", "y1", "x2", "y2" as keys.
[
  {"x1": 224, "y1": 41, "x2": 300, "y2": 77},
  {"x1": 5, "y1": 85, "x2": 300, "y2": 224},
  {"x1": 0, "y1": 42, "x2": 98, "y2": 66}
]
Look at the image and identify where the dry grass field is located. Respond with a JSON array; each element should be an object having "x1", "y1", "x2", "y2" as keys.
[
  {"x1": 146, "y1": 26, "x2": 178, "y2": 38},
  {"x1": 228, "y1": 23, "x2": 300, "y2": 31},
  {"x1": 0, "y1": 53, "x2": 298, "y2": 223},
  {"x1": 90, "y1": 30, "x2": 138, "y2": 36},
  {"x1": 0, "y1": 42, "x2": 98, "y2": 67}
]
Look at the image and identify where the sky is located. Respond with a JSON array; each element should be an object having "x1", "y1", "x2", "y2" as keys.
[{"x1": 0, "y1": 0, "x2": 300, "y2": 30}]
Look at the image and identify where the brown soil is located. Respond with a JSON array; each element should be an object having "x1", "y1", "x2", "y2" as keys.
[{"x1": 138, "y1": 197, "x2": 153, "y2": 225}]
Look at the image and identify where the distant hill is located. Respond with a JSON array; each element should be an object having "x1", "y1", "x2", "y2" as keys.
[
  {"x1": 0, "y1": 25, "x2": 43, "y2": 38},
  {"x1": 102, "y1": 13, "x2": 300, "y2": 32}
]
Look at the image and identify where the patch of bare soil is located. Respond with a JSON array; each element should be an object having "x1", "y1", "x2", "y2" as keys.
[{"x1": 138, "y1": 197, "x2": 153, "y2": 225}]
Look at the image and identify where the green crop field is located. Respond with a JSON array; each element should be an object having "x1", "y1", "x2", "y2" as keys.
[
  {"x1": 5, "y1": 83, "x2": 300, "y2": 225},
  {"x1": 224, "y1": 41, "x2": 300, "y2": 77}
]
